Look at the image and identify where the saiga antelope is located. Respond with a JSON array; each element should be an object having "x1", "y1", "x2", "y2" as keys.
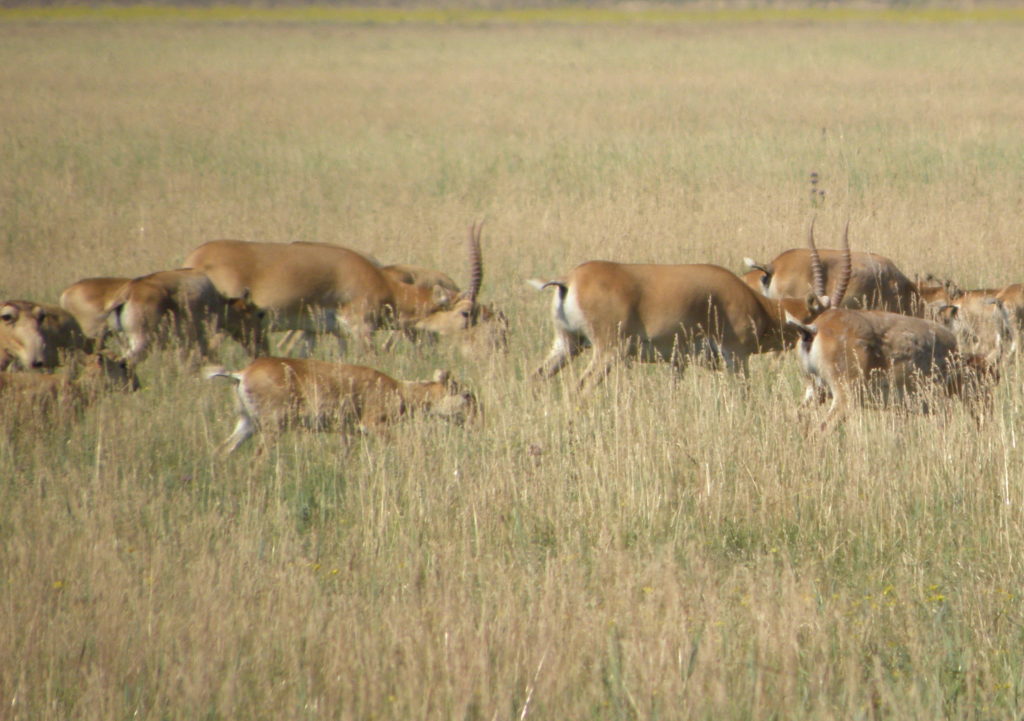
[
  {"x1": 786, "y1": 225, "x2": 998, "y2": 431},
  {"x1": 184, "y1": 238, "x2": 468, "y2": 356},
  {"x1": 59, "y1": 277, "x2": 131, "y2": 348},
  {"x1": 206, "y1": 358, "x2": 478, "y2": 455},
  {"x1": 745, "y1": 237, "x2": 923, "y2": 315},
  {"x1": 104, "y1": 269, "x2": 267, "y2": 366},
  {"x1": 274, "y1": 257, "x2": 462, "y2": 356},
  {"x1": 920, "y1": 278, "x2": 1023, "y2": 355},
  {"x1": 936, "y1": 292, "x2": 1012, "y2": 357},
  {"x1": 1, "y1": 300, "x2": 93, "y2": 369},
  {"x1": 529, "y1": 248, "x2": 827, "y2": 394},
  {"x1": 279, "y1": 224, "x2": 508, "y2": 357}
]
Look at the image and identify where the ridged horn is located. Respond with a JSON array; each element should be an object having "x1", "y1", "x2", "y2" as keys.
[
  {"x1": 466, "y1": 220, "x2": 484, "y2": 307},
  {"x1": 829, "y1": 220, "x2": 852, "y2": 309},
  {"x1": 807, "y1": 217, "x2": 827, "y2": 303}
]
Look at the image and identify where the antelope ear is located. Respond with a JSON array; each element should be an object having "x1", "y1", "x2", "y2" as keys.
[
  {"x1": 432, "y1": 369, "x2": 451, "y2": 384},
  {"x1": 936, "y1": 304, "x2": 959, "y2": 321},
  {"x1": 805, "y1": 293, "x2": 830, "y2": 315},
  {"x1": 785, "y1": 311, "x2": 817, "y2": 338},
  {"x1": 432, "y1": 285, "x2": 454, "y2": 306}
]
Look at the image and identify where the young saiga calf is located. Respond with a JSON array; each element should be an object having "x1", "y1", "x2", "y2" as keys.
[{"x1": 206, "y1": 357, "x2": 479, "y2": 455}]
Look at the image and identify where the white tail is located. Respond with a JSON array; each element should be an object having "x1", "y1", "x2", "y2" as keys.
[{"x1": 203, "y1": 365, "x2": 241, "y2": 383}]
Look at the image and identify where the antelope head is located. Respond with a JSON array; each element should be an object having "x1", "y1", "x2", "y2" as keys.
[
  {"x1": 400, "y1": 368, "x2": 481, "y2": 426},
  {"x1": 0, "y1": 301, "x2": 48, "y2": 371},
  {"x1": 784, "y1": 218, "x2": 853, "y2": 345},
  {"x1": 412, "y1": 222, "x2": 509, "y2": 352}
]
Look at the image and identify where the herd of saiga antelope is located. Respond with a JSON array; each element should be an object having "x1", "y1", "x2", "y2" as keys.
[{"x1": 1, "y1": 219, "x2": 1018, "y2": 451}]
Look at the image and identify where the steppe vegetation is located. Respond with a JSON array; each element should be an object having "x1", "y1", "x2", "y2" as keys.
[{"x1": 2, "y1": 8, "x2": 1024, "y2": 719}]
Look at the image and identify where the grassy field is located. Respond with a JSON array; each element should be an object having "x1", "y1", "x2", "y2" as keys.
[{"x1": 3, "y1": 10, "x2": 1024, "y2": 719}]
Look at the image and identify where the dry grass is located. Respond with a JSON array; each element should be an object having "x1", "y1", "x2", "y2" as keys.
[{"x1": 2, "y1": 14, "x2": 1024, "y2": 720}]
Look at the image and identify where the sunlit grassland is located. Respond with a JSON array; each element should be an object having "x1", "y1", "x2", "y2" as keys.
[
  {"x1": 6, "y1": 4, "x2": 1024, "y2": 26},
  {"x1": 2, "y1": 16, "x2": 1024, "y2": 720}
]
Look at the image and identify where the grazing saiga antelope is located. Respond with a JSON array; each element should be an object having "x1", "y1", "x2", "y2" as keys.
[
  {"x1": 913, "y1": 274, "x2": 961, "y2": 307},
  {"x1": 206, "y1": 358, "x2": 479, "y2": 455},
  {"x1": 786, "y1": 225, "x2": 999, "y2": 431},
  {"x1": 274, "y1": 258, "x2": 463, "y2": 355},
  {"x1": 920, "y1": 278, "x2": 1023, "y2": 355},
  {"x1": 528, "y1": 247, "x2": 828, "y2": 393},
  {"x1": 745, "y1": 236, "x2": 923, "y2": 315},
  {"x1": 184, "y1": 238, "x2": 468, "y2": 356},
  {"x1": 103, "y1": 269, "x2": 267, "y2": 365},
  {"x1": 280, "y1": 224, "x2": 508, "y2": 357},
  {"x1": 935, "y1": 293, "x2": 1012, "y2": 358},
  {"x1": 59, "y1": 277, "x2": 132, "y2": 348}
]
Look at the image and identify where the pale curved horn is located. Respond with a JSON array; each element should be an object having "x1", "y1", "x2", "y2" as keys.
[
  {"x1": 466, "y1": 220, "x2": 483, "y2": 307},
  {"x1": 829, "y1": 220, "x2": 852, "y2": 309},
  {"x1": 807, "y1": 217, "x2": 827, "y2": 302}
]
